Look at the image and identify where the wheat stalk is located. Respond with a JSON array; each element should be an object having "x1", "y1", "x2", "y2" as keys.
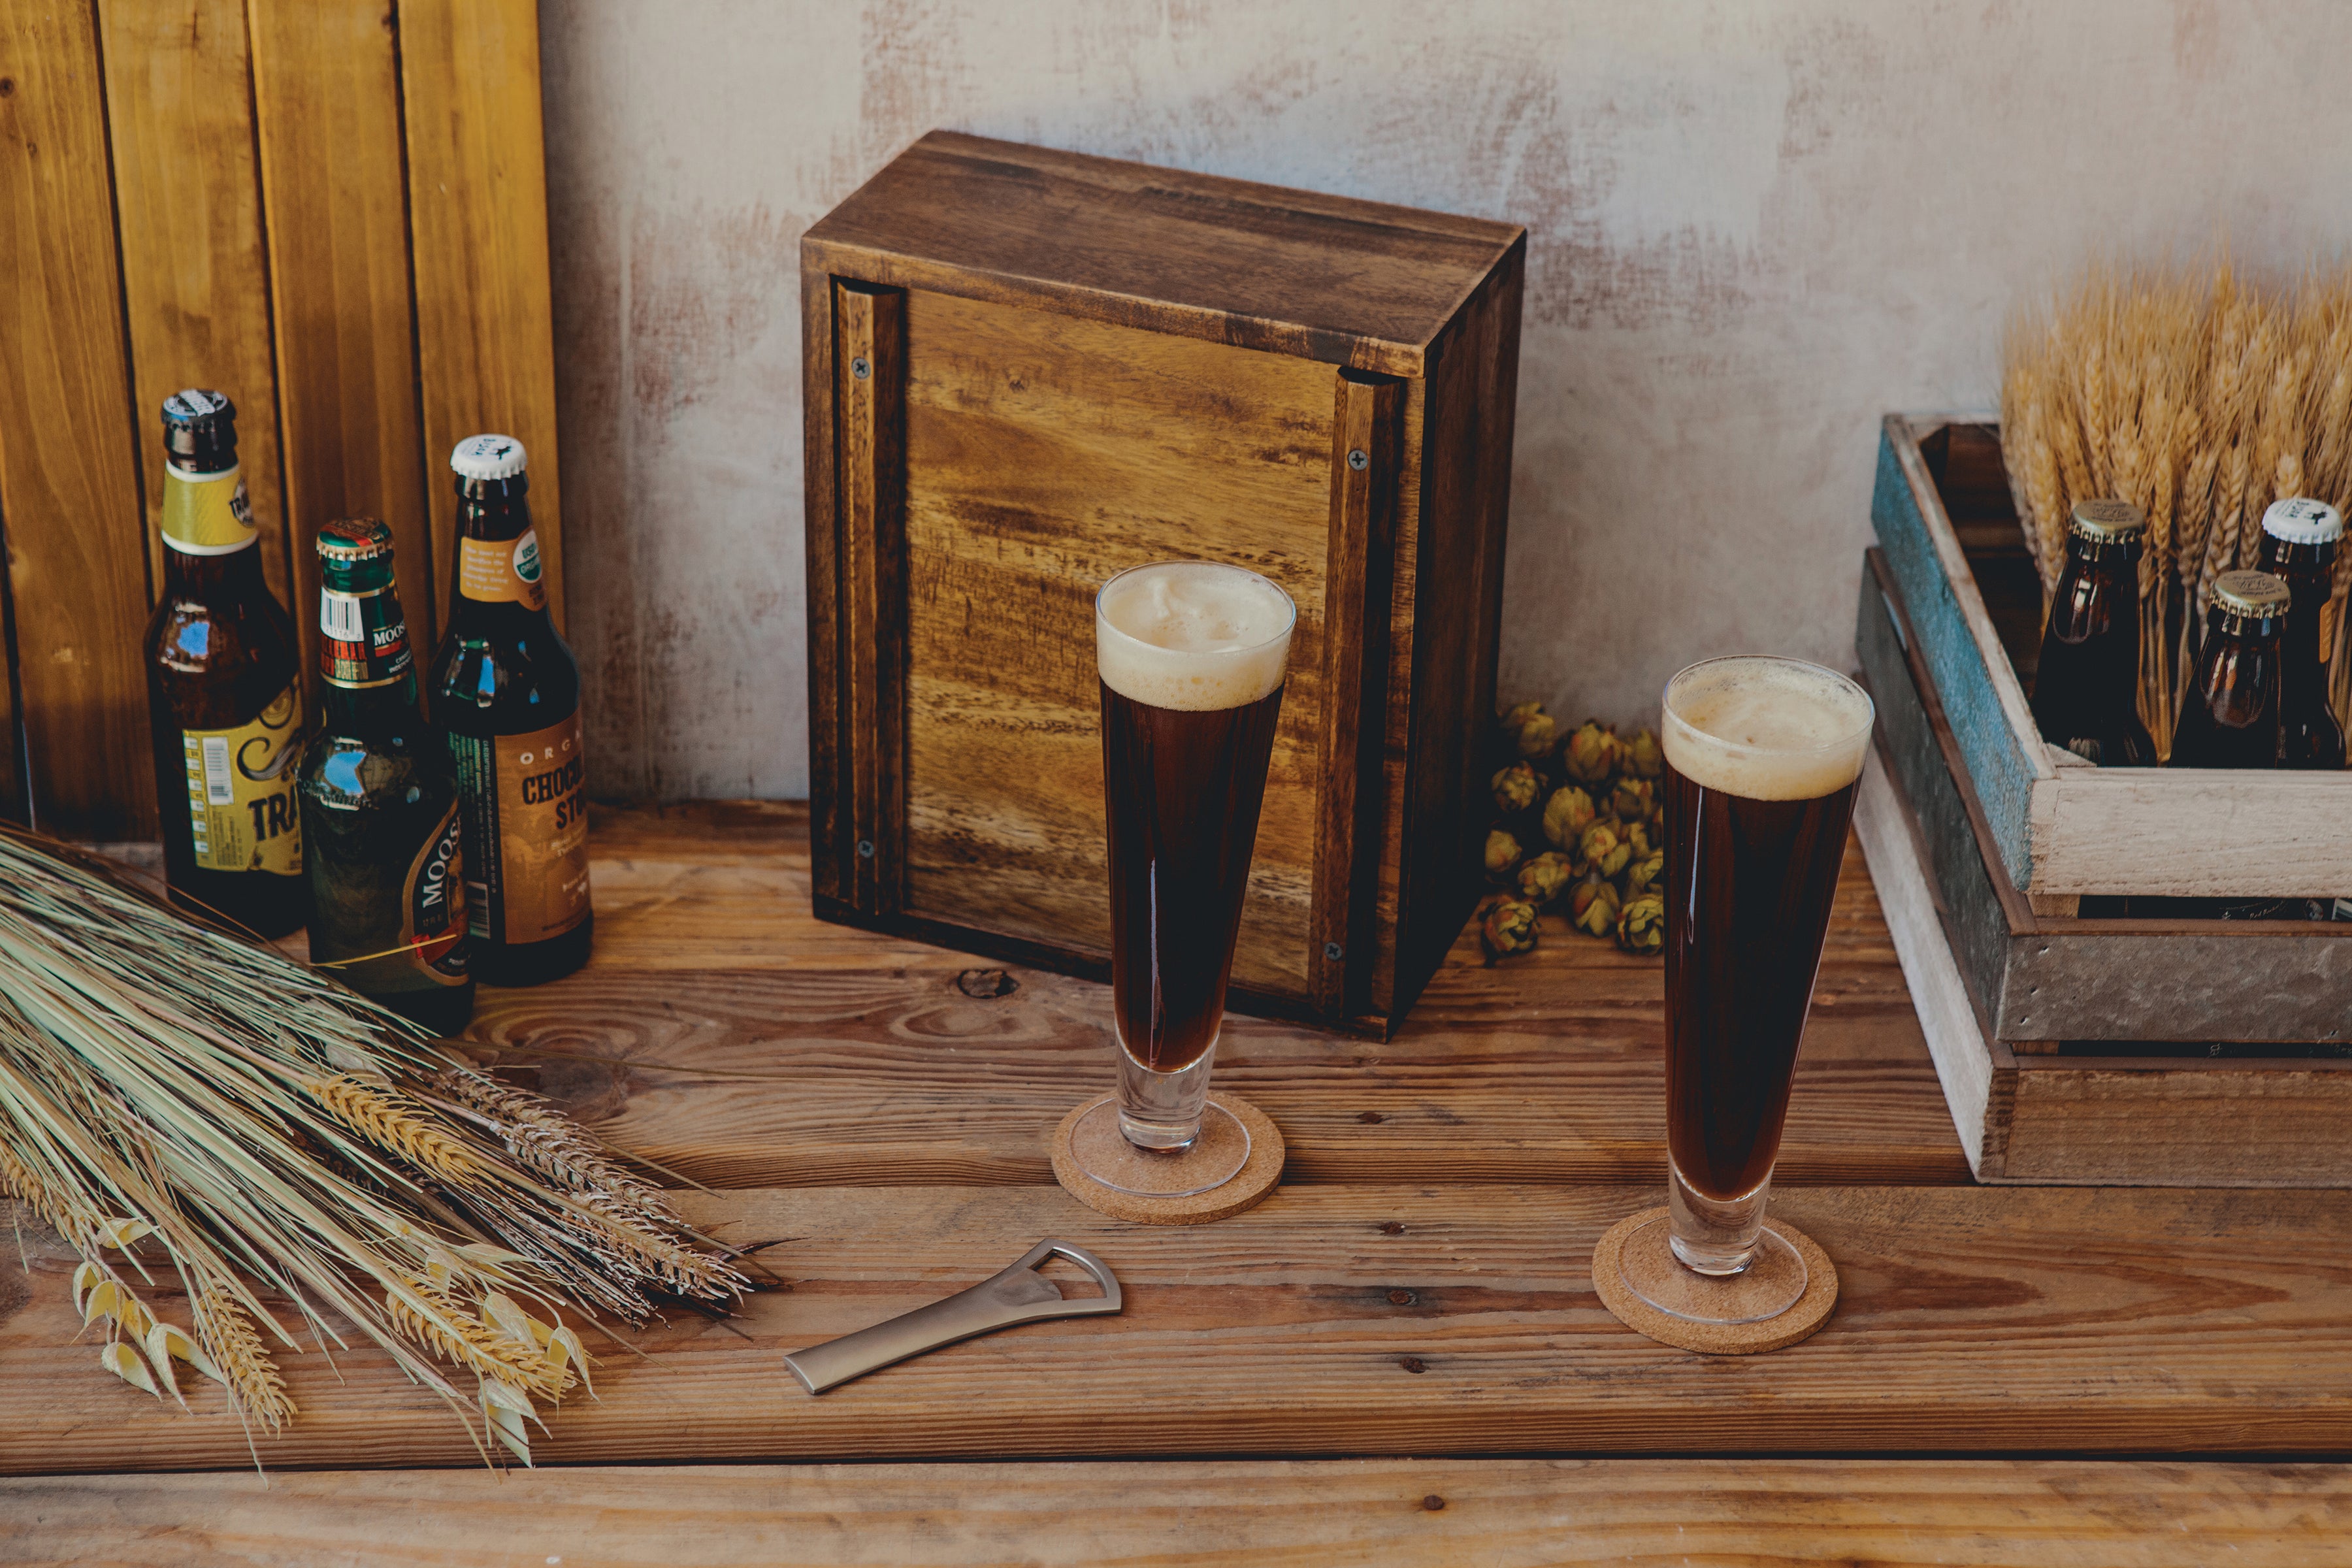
[
  {"x1": 2001, "y1": 253, "x2": 2352, "y2": 747},
  {"x1": 0, "y1": 825, "x2": 743, "y2": 1466}
]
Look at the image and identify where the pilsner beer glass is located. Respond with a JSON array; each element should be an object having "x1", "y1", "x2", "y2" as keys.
[
  {"x1": 1068, "y1": 561, "x2": 1295, "y2": 1196},
  {"x1": 1615, "y1": 655, "x2": 1874, "y2": 1324}
]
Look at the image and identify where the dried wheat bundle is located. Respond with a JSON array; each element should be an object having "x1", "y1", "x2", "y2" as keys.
[
  {"x1": 0, "y1": 826, "x2": 744, "y2": 1466},
  {"x1": 2001, "y1": 257, "x2": 2352, "y2": 756}
]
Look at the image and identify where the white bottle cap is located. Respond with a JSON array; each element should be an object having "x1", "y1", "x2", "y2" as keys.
[
  {"x1": 2262, "y1": 497, "x2": 2343, "y2": 545},
  {"x1": 450, "y1": 434, "x2": 528, "y2": 481}
]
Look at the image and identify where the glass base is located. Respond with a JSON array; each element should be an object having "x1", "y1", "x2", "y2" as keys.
[
  {"x1": 1615, "y1": 1213, "x2": 1808, "y2": 1325},
  {"x1": 1067, "y1": 1096, "x2": 1250, "y2": 1197}
]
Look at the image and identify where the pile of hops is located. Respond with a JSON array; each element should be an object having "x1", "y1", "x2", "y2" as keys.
[{"x1": 1478, "y1": 702, "x2": 1667, "y2": 962}]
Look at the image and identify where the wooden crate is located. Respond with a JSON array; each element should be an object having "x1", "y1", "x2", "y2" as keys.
[
  {"x1": 1870, "y1": 414, "x2": 2352, "y2": 897},
  {"x1": 1854, "y1": 551, "x2": 2352, "y2": 1186},
  {"x1": 1857, "y1": 548, "x2": 2352, "y2": 1045},
  {"x1": 801, "y1": 132, "x2": 1526, "y2": 1036},
  {"x1": 0, "y1": 0, "x2": 564, "y2": 841}
]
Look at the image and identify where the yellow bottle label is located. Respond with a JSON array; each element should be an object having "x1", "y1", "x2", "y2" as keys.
[
  {"x1": 457, "y1": 529, "x2": 549, "y2": 610},
  {"x1": 182, "y1": 683, "x2": 304, "y2": 875},
  {"x1": 159, "y1": 463, "x2": 257, "y2": 555}
]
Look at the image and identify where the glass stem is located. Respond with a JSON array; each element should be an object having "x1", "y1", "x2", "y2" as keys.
[
  {"x1": 1115, "y1": 1039, "x2": 1218, "y2": 1151},
  {"x1": 1667, "y1": 1158, "x2": 1773, "y2": 1275}
]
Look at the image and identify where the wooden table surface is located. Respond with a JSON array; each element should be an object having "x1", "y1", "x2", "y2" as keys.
[{"x1": 4, "y1": 802, "x2": 2349, "y2": 1565}]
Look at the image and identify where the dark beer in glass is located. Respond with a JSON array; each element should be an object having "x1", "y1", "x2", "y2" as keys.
[
  {"x1": 1071, "y1": 561, "x2": 1293, "y2": 1198},
  {"x1": 1615, "y1": 656, "x2": 1872, "y2": 1326}
]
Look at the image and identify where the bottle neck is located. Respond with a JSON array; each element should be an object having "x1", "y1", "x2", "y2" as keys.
[
  {"x1": 448, "y1": 491, "x2": 552, "y2": 625},
  {"x1": 161, "y1": 535, "x2": 268, "y2": 596},
  {"x1": 318, "y1": 567, "x2": 419, "y2": 725}
]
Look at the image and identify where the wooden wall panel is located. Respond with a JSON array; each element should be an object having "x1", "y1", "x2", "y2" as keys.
[
  {"x1": 399, "y1": 0, "x2": 566, "y2": 629},
  {"x1": 248, "y1": 0, "x2": 434, "y2": 670},
  {"x1": 99, "y1": 0, "x2": 292, "y2": 615},
  {"x1": 0, "y1": 3, "x2": 153, "y2": 839}
]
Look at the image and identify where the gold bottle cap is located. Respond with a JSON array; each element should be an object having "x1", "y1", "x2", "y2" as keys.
[
  {"x1": 2068, "y1": 498, "x2": 2146, "y2": 541},
  {"x1": 315, "y1": 516, "x2": 395, "y2": 563},
  {"x1": 2212, "y1": 569, "x2": 2291, "y2": 621}
]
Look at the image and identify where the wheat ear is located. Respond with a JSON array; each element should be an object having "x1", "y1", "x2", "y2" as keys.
[
  {"x1": 306, "y1": 1075, "x2": 489, "y2": 1187},
  {"x1": 434, "y1": 1070, "x2": 677, "y2": 1225},
  {"x1": 191, "y1": 1284, "x2": 295, "y2": 1429},
  {"x1": 385, "y1": 1276, "x2": 570, "y2": 1400}
]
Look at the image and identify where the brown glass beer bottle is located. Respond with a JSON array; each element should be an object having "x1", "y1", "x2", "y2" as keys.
[
  {"x1": 2255, "y1": 498, "x2": 2345, "y2": 770},
  {"x1": 2171, "y1": 570, "x2": 2289, "y2": 771},
  {"x1": 140, "y1": 390, "x2": 308, "y2": 936},
  {"x1": 425, "y1": 436, "x2": 591, "y2": 986},
  {"x1": 2029, "y1": 499, "x2": 2157, "y2": 767}
]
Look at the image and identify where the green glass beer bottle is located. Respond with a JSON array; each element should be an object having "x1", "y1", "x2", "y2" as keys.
[
  {"x1": 297, "y1": 519, "x2": 474, "y2": 1030},
  {"x1": 141, "y1": 389, "x2": 308, "y2": 936},
  {"x1": 426, "y1": 436, "x2": 592, "y2": 985}
]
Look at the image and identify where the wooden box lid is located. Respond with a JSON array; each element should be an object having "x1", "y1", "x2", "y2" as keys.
[{"x1": 802, "y1": 131, "x2": 1524, "y2": 378}]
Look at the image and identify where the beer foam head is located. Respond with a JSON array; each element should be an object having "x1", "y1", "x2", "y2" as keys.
[
  {"x1": 1661, "y1": 657, "x2": 1874, "y2": 801},
  {"x1": 1096, "y1": 561, "x2": 1295, "y2": 711}
]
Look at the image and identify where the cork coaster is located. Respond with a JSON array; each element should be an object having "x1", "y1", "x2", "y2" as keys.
[
  {"x1": 1590, "y1": 1206, "x2": 1838, "y2": 1355},
  {"x1": 1051, "y1": 1095, "x2": 1284, "y2": 1225}
]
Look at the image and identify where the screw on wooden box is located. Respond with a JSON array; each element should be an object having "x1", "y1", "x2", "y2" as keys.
[{"x1": 802, "y1": 131, "x2": 1526, "y2": 1036}]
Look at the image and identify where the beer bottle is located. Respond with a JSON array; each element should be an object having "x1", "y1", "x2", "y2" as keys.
[
  {"x1": 425, "y1": 436, "x2": 592, "y2": 985},
  {"x1": 2170, "y1": 570, "x2": 2290, "y2": 770},
  {"x1": 297, "y1": 519, "x2": 474, "y2": 1030},
  {"x1": 2255, "y1": 498, "x2": 2345, "y2": 770},
  {"x1": 140, "y1": 390, "x2": 308, "y2": 936},
  {"x1": 2029, "y1": 498, "x2": 2157, "y2": 767}
]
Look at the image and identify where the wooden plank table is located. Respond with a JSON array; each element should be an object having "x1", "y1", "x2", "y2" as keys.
[{"x1": 4, "y1": 803, "x2": 2348, "y2": 1564}]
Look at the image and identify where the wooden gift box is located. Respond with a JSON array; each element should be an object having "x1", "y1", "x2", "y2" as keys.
[
  {"x1": 801, "y1": 133, "x2": 1526, "y2": 1036},
  {"x1": 1854, "y1": 549, "x2": 2350, "y2": 1184}
]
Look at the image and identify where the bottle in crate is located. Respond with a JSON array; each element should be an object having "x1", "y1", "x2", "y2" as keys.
[
  {"x1": 2255, "y1": 498, "x2": 2345, "y2": 772},
  {"x1": 2029, "y1": 499, "x2": 2157, "y2": 768}
]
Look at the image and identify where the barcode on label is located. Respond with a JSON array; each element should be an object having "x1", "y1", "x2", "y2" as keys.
[
  {"x1": 201, "y1": 737, "x2": 233, "y2": 805},
  {"x1": 319, "y1": 589, "x2": 365, "y2": 640}
]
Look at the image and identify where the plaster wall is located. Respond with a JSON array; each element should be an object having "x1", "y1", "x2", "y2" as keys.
[{"x1": 541, "y1": 0, "x2": 2352, "y2": 799}]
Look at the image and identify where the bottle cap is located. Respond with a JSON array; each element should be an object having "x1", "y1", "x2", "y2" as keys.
[
  {"x1": 2212, "y1": 570, "x2": 2292, "y2": 622},
  {"x1": 315, "y1": 516, "x2": 396, "y2": 564},
  {"x1": 450, "y1": 434, "x2": 527, "y2": 482},
  {"x1": 161, "y1": 389, "x2": 237, "y2": 464},
  {"x1": 2068, "y1": 498, "x2": 2146, "y2": 542},
  {"x1": 2261, "y1": 497, "x2": 2344, "y2": 546}
]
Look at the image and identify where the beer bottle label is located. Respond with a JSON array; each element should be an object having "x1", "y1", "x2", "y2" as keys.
[
  {"x1": 457, "y1": 529, "x2": 549, "y2": 612},
  {"x1": 400, "y1": 802, "x2": 471, "y2": 986},
  {"x1": 180, "y1": 683, "x2": 303, "y2": 876},
  {"x1": 159, "y1": 463, "x2": 257, "y2": 555},
  {"x1": 319, "y1": 585, "x2": 414, "y2": 689},
  {"x1": 447, "y1": 711, "x2": 589, "y2": 945}
]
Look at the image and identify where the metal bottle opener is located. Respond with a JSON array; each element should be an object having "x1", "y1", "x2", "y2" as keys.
[{"x1": 783, "y1": 1238, "x2": 1122, "y2": 1395}]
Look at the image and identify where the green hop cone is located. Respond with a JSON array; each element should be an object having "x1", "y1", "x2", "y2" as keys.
[
  {"x1": 1514, "y1": 710, "x2": 1558, "y2": 760},
  {"x1": 1481, "y1": 897, "x2": 1540, "y2": 960},
  {"x1": 1541, "y1": 785, "x2": 1596, "y2": 850},
  {"x1": 1616, "y1": 889, "x2": 1665, "y2": 955},
  {"x1": 1622, "y1": 846, "x2": 1664, "y2": 896},
  {"x1": 1619, "y1": 817, "x2": 1652, "y2": 860},
  {"x1": 1490, "y1": 761, "x2": 1542, "y2": 815},
  {"x1": 1515, "y1": 849, "x2": 1575, "y2": 907},
  {"x1": 1500, "y1": 700, "x2": 1546, "y2": 740},
  {"x1": 1578, "y1": 819, "x2": 1629, "y2": 879},
  {"x1": 1609, "y1": 775, "x2": 1654, "y2": 824},
  {"x1": 1567, "y1": 875, "x2": 1620, "y2": 938},
  {"x1": 1484, "y1": 828, "x2": 1523, "y2": 883},
  {"x1": 1561, "y1": 720, "x2": 1622, "y2": 785},
  {"x1": 1622, "y1": 727, "x2": 1664, "y2": 779}
]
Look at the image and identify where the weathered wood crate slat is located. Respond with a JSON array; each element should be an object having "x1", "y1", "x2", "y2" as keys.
[
  {"x1": 1870, "y1": 414, "x2": 2352, "y2": 898},
  {"x1": 803, "y1": 132, "x2": 1526, "y2": 1036}
]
